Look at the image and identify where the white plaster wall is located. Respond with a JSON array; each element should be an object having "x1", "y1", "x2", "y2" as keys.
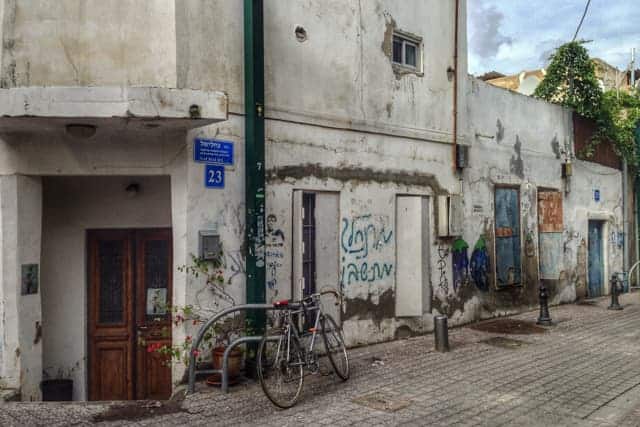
[
  {"x1": 177, "y1": 0, "x2": 465, "y2": 143},
  {"x1": 0, "y1": 175, "x2": 43, "y2": 400},
  {"x1": 0, "y1": 130, "x2": 186, "y2": 176},
  {"x1": 0, "y1": 175, "x2": 21, "y2": 391},
  {"x1": 41, "y1": 175, "x2": 172, "y2": 401},
  {"x1": 463, "y1": 77, "x2": 622, "y2": 316},
  {"x1": 1, "y1": 0, "x2": 177, "y2": 87}
]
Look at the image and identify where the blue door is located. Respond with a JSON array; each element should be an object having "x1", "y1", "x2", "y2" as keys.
[
  {"x1": 495, "y1": 188, "x2": 521, "y2": 287},
  {"x1": 588, "y1": 220, "x2": 604, "y2": 297}
]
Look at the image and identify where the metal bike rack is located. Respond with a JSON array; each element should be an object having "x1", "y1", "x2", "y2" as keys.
[
  {"x1": 187, "y1": 303, "x2": 283, "y2": 394},
  {"x1": 628, "y1": 260, "x2": 640, "y2": 292}
]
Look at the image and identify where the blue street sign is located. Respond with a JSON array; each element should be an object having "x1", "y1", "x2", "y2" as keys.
[
  {"x1": 205, "y1": 165, "x2": 225, "y2": 189},
  {"x1": 594, "y1": 189, "x2": 600, "y2": 202},
  {"x1": 194, "y1": 138, "x2": 234, "y2": 165}
]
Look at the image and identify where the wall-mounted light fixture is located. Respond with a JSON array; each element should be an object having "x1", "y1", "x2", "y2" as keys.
[
  {"x1": 125, "y1": 183, "x2": 140, "y2": 198},
  {"x1": 446, "y1": 66, "x2": 456, "y2": 82}
]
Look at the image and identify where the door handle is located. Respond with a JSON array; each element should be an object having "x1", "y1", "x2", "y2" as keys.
[{"x1": 138, "y1": 326, "x2": 149, "y2": 330}]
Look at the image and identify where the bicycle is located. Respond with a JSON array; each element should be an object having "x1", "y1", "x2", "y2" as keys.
[{"x1": 257, "y1": 288, "x2": 350, "y2": 408}]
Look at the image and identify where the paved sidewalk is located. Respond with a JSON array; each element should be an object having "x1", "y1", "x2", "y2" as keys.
[{"x1": 4, "y1": 294, "x2": 640, "y2": 426}]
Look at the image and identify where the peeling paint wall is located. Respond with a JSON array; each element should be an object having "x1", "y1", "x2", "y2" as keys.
[
  {"x1": 0, "y1": 0, "x2": 629, "y2": 401},
  {"x1": 461, "y1": 77, "x2": 623, "y2": 318}
]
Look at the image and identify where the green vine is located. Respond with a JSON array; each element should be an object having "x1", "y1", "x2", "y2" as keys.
[{"x1": 534, "y1": 41, "x2": 640, "y2": 166}]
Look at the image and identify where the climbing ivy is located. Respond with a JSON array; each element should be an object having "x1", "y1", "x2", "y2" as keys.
[{"x1": 534, "y1": 41, "x2": 640, "y2": 166}]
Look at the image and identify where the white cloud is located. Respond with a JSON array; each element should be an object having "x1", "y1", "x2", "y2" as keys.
[{"x1": 467, "y1": 0, "x2": 640, "y2": 76}]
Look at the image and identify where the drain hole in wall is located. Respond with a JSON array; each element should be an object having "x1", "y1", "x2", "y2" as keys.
[{"x1": 295, "y1": 26, "x2": 307, "y2": 42}]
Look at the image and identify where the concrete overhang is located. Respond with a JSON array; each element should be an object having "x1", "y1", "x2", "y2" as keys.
[{"x1": 0, "y1": 86, "x2": 228, "y2": 135}]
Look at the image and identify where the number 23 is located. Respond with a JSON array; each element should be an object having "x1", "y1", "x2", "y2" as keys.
[{"x1": 208, "y1": 169, "x2": 223, "y2": 185}]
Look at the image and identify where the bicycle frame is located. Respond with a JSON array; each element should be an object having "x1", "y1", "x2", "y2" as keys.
[{"x1": 278, "y1": 296, "x2": 323, "y2": 367}]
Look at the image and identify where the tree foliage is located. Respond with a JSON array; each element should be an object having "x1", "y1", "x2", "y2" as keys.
[
  {"x1": 535, "y1": 41, "x2": 640, "y2": 166},
  {"x1": 534, "y1": 41, "x2": 603, "y2": 119}
]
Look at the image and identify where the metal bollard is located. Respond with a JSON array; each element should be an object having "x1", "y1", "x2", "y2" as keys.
[
  {"x1": 536, "y1": 281, "x2": 553, "y2": 325},
  {"x1": 608, "y1": 274, "x2": 623, "y2": 311},
  {"x1": 434, "y1": 316, "x2": 449, "y2": 352}
]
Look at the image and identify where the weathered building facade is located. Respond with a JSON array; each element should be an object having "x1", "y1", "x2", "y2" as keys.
[{"x1": 0, "y1": 0, "x2": 626, "y2": 402}]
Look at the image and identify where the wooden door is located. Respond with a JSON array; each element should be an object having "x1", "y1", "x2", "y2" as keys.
[
  {"x1": 135, "y1": 229, "x2": 173, "y2": 400},
  {"x1": 88, "y1": 229, "x2": 172, "y2": 401},
  {"x1": 88, "y1": 230, "x2": 134, "y2": 401}
]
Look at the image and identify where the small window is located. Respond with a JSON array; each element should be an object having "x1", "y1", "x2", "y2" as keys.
[{"x1": 392, "y1": 31, "x2": 422, "y2": 71}]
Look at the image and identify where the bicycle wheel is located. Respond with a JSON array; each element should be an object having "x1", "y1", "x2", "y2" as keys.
[
  {"x1": 321, "y1": 314, "x2": 350, "y2": 381},
  {"x1": 257, "y1": 333, "x2": 304, "y2": 408}
]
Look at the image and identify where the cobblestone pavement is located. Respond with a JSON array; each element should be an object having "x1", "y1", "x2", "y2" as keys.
[{"x1": 4, "y1": 294, "x2": 640, "y2": 426}]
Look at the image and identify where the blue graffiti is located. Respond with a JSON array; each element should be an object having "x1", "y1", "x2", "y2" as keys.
[
  {"x1": 341, "y1": 259, "x2": 394, "y2": 286},
  {"x1": 452, "y1": 238, "x2": 469, "y2": 292},
  {"x1": 341, "y1": 215, "x2": 393, "y2": 260},
  {"x1": 470, "y1": 237, "x2": 490, "y2": 292}
]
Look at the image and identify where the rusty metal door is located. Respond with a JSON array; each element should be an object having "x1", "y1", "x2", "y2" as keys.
[
  {"x1": 538, "y1": 191, "x2": 563, "y2": 280},
  {"x1": 494, "y1": 188, "x2": 521, "y2": 287}
]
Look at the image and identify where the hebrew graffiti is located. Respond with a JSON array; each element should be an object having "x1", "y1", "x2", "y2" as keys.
[
  {"x1": 340, "y1": 214, "x2": 394, "y2": 286},
  {"x1": 437, "y1": 243, "x2": 449, "y2": 294},
  {"x1": 341, "y1": 215, "x2": 393, "y2": 259}
]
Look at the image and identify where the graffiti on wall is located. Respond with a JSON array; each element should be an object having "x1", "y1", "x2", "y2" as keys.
[
  {"x1": 470, "y1": 236, "x2": 489, "y2": 291},
  {"x1": 437, "y1": 243, "x2": 449, "y2": 294},
  {"x1": 451, "y1": 238, "x2": 469, "y2": 292},
  {"x1": 340, "y1": 214, "x2": 394, "y2": 285},
  {"x1": 266, "y1": 214, "x2": 285, "y2": 291}
]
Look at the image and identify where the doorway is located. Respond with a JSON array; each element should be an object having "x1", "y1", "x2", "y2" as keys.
[
  {"x1": 494, "y1": 187, "x2": 522, "y2": 287},
  {"x1": 87, "y1": 228, "x2": 172, "y2": 401},
  {"x1": 292, "y1": 190, "x2": 340, "y2": 323},
  {"x1": 588, "y1": 220, "x2": 605, "y2": 297}
]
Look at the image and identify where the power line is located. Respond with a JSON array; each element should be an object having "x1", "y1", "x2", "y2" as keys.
[{"x1": 572, "y1": 0, "x2": 592, "y2": 41}]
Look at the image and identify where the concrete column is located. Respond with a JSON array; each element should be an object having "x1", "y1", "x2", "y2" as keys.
[{"x1": 0, "y1": 175, "x2": 43, "y2": 400}]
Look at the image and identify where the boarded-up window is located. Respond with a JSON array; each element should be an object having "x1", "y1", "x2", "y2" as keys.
[
  {"x1": 538, "y1": 190, "x2": 563, "y2": 280},
  {"x1": 494, "y1": 188, "x2": 521, "y2": 287}
]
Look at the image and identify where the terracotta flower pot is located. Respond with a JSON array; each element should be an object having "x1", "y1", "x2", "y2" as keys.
[{"x1": 206, "y1": 346, "x2": 242, "y2": 386}]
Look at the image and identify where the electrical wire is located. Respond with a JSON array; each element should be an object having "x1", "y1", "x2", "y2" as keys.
[{"x1": 572, "y1": 0, "x2": 592, "y2": 41}]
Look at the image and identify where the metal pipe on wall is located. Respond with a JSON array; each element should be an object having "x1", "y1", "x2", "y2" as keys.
[
  {"x1": 244, "y1": 0, "x2": 267, "y2": 332},
  {"x1": 452, "y1": 0, "x2": 459, "y2": 171}
]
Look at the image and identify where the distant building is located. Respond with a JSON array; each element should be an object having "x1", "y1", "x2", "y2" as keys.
[{"x1": 485, "y1": 58, "x2": 633, "y2": 95}]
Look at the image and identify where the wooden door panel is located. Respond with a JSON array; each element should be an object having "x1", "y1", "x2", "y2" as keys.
[
  {"x1": 138, "y1": 338, "x2": 172, "y2": 400},
  {"x1": 88, "y1": 230, "x2": 134, "y2": 401},
  {"x1": 92, "y1": 341, "x2": 132, "y2": 401},
  {"x1": 135, "y1": 229, "x2": 173, "y2": 400}
]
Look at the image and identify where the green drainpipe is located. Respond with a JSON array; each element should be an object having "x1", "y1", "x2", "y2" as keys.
[{"x1": 244, "y1": 0, "x2": 266, "y2": 334}]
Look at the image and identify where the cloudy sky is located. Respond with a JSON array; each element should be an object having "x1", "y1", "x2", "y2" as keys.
[{"x1": 467, "y1": 0, "x2": 640, "y2": 76}]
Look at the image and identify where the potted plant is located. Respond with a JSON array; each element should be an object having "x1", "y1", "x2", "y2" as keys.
[{"x1": 154, "y1": 251, "x2": 245, "y2": 385}]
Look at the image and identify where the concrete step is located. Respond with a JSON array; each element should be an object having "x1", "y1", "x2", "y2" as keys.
[{"x1": 0, "y1": 388, "x2": 20, "y2": 402}]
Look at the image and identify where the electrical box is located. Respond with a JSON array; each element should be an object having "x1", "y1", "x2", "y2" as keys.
[
  {"x1": 199, "y1": 231, "x2": 221, "y2": 260},
  {"x1": 437, "y1": 195, "x2": 463, "y2": 237},
  {"x1": 456, "y1": 145, "x2": 469, "y2": 169}
]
